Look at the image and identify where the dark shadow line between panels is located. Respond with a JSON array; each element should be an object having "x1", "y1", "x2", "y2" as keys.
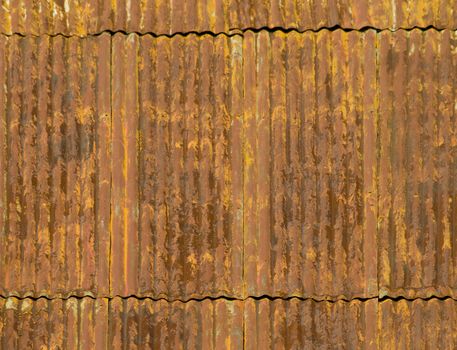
[
  {"x1": 1, "y1": 293, "x2": 456, "y2": 304},
  {"x1": 0, "y1": 25, "x2": 454, "y2": 38}
]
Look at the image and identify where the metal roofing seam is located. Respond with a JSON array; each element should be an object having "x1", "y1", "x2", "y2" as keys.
[
  {"x1": 1, "y1": 296, "x2": 456, "y2": 349},
  {"x1": 0, "y1": 0, "x2": 456, "y2": 35},
  {"x1": 0, "y1": 26, "x2": 456, "y2": 39}
]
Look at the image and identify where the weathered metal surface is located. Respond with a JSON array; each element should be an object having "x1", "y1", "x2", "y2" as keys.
[
  {"x1": 0, "y1": 297, "x2": 244, "y2": 349},
  {"x1": 107, "y1": 298, "x2": 244, "y2": 349},
  {"x1": 241, "y1": 30, "x2": 378, "y2": 299},
  {"x1": 378, "y1": 299, "x2": 457, "y2": 349},
  {"x1": 107, "y1": 0, "x2": 457, "y2": 33},
  {"x1": 0, "y1": 1, "x2": 456, "y2": 35},
  {"x1": 378, "y1": 29, "x2": 457, "y2": 299},
  {"x1": 0, "y1": 0, "x2": 111, "y2": 36},
  {"x1": 110, "y1": 33, "x2": 244, "y2": 298},
  {"x1": 1, "y1": 296, "x2": 456, "y2": 349},
  {"x1": 0, "y1": 297, "x2": 381, "y2": 349},
  {"x1": 111, "y1": 31, "x2": 378, "y2": 299},
  {"x1": 0, "y1": 34, "x2": 111, "y2": 298},
  {"x1": 0, "y1": 0, "x2": 456, "y2": 345},
  {"x1": 0, "y1": 297, "x2": 109, "y2": 349},
  {"x1": 2, "y1": 30, "x2": 456, "y2": 301},
  {"x1": 243, "y1": 298, "x2": 377, "y2": 349}
]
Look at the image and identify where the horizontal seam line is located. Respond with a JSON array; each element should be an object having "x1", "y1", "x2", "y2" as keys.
[
  {"x1": 0, "y1": 294, "x2": 456, "y2": 304},
  {"x1": 0, "y1": 25, "x2": 455, "y2": 38}
]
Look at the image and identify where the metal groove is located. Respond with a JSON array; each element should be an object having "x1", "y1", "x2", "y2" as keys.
[
  {"x1": 0, "y1": 294, "x2": 456, "y2": 304},
  {"x1": 0, "y1": 25, "x2": 455, "y2": 38}
]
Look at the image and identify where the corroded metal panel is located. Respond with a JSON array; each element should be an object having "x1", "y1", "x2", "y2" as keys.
[
  {"x1": 0, "y1": 1, "x2": 456, "y2": 35},
  {"x1": 107, "y1": 298, "x2": 244, "y2": 349},
  {"x1": 378, "y1": 299, "x2": 457, "y2": 349},
  {"x1": 242, "y1": 30, "x2": 378, "y2": 299},
  {"x1": 378, "y1": 30, "x2": 457, "y2": 299},
  {"x1": 1, "y1": 297, "x2": 456, "y2": 349},
  {"x1": 0, "y1": 297, "x2": 244, "y2": 349},
  {"x1": 0, "y1": 34, "x2": 111, "y2": 298},
  {"x1": 244, "y1": 299, "x2": 378, "y2": 349},
  {"x1": 1, "y1": 24, "x2": 456, "y2": 349},
  {"x1": 0, "y1": 0, "x2": 112, "y2": 35},
  {"x1": 111, "y1": 31, "x2": 377, "y2": 300},
  {"x1": 0, "y1": 297, "x2": 381, "y2": 349},
  {"x1": 110, "y1": 33, "x2": 244, "y2": 299},
  {"x1": 109, "y1": 0, "x2": 457, "y2": 33},
  {"x1": 2, "y1": 29, "x2": 456, "y2": 303},
  {"x1": 0, "y1": 297, "x2": 109, "y2": 349}
]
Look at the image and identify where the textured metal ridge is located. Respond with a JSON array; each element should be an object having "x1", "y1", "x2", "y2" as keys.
[{"x1": 0, "y1": 0, "x2": 456, "y2": 36}]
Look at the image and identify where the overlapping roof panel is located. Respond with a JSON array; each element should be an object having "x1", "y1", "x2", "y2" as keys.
[
  {"x1": 1, "y1": 297, "x2": 456, "y2": 348},
  {"x1": 111, "y1": 31, "x2": 378, "y2": 299},
  {"x1": 0, "y1": 34, "x2": 111, "y2": 298},
  {"x1": 378, "y1": 30, "x2": 457, "y2": 299},
  {"x1": 2, "y1": 30, "x2": 457, "y2": 302},
  {"x1": 379, "y1": 299, "x2": 457, "y2": 349},
  {"x1": 110, "y1": 33, "x2": 244, "y2": 298},
  {"x1": 0, "y1": 0, "x2": 456, "y2": 35},
  {"x1": 241, "y1": 30, "x2": 378, "y2": 299},
  {"x1": 1, "y1": 1, "x2": 456, "y2": 341}
]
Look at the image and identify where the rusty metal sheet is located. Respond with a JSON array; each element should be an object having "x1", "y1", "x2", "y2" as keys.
[
  {"x1": 110, "y1": 33, "x2": 244, "y2": 299},
  {"x1": 0, "y1": 297, "x2": 381, "y2": 349},
  {"x1": 1, "y1": 296, "x2": 456, "y2": 349},
  {"x1": 378, "y1": 299, "x2": 457, "y2": 349},
  {"x1": 109, "y1": 0, "x2": 457, "y2": 33},
  {"x1": 0, "y1": 297, "x2": 244, "y2": 349},
  {"x1": 242, "y1": 30, "x2": 378, "y2": 299},
  {"x1": 378, "y1": 29, "x2": 457, "y2": 299},
  {"x1": 111, "y1": 31, "x2": 378, "y2": 300},
  {"x1": 0, "y1": 297, "x2": 109, "y2": 349},
  {"x1": 0, "y1": 1, "x2": 456, "y2": 35},
  {"x1": 107, "y1": 298, "x2": 244, "y2": 349},
  {"x1": 0, "y1": 0, "x2": 112, "y2": 36},
  {"x1": 2, "y1": 30, "x2": 457, "y2": 302},
  {"x1": 244, "y1": 298, "x2": 377, "y2": 349},
  {"x1": 0, "y1": 34, "x2": 111, "y2": 298}
]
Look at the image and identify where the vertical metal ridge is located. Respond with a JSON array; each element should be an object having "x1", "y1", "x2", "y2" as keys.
[{"x1": 0, "y1": 36, "x2": 6, "y2": 296}]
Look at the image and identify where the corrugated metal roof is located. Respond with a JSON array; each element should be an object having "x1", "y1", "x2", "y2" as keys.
[
  {"x1": 240, "y1": 30, "x2": 378, "y2": 299},
  {"x1": 111, "y1": 33, "x2": 244, "y2": 299},
  {"x1": 379, "y1": 299, "x2": 457, "y2": 348},
  {"x1": 1, "y1": 6, "x2": 456, "y2": 345},
  {"x1": 243, "y1": 298, "x2": 377, "y2": 349},
  {"x1": 109, "y1": 30, "x2": 379, "y2": 300},
  {"x1": 0, "y1": 34, "x2": 111, "y2": 298},
  {"x1": 2, "y1": 297, "x2": 455, "y2": 348},
  {"x1": 0, "y1": 1, "x2": 456, "y2": 35},
  {"x1": 378, "y1": 29, "x2": 457, "y2": 299},
  {"x1": 2, "y1": 30, "x2": 457, "y2": 302},
  {"x1": 0, "y1": 297, "x2": 377, "y2": 349}
]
